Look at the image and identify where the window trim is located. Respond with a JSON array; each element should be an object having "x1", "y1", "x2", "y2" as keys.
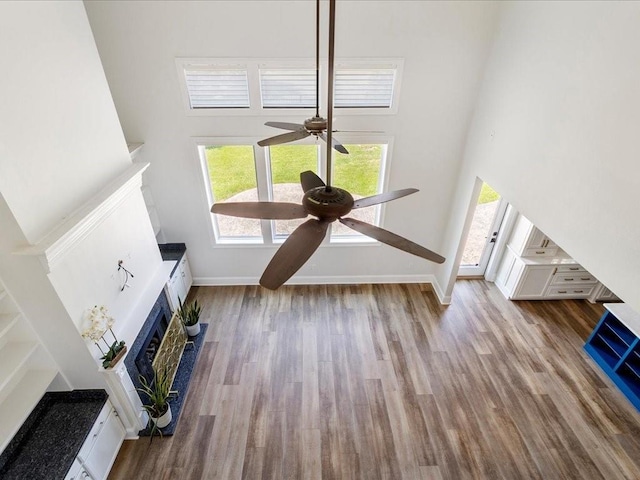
[{"x1": 177, "y1": 58, "x2": 404, "y2": 116}]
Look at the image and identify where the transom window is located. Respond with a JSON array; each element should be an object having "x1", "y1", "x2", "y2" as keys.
[
  {"x1": 198, "y1": 139, "x2": 389, "y2": 245},
  {"x1": 178, "y1": 58, "x2": 403, "y2": 115}
]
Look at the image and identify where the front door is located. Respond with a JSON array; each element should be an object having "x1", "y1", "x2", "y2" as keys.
[{"x1": 458, "y1": 182, "x2": 508, "y2": 277}]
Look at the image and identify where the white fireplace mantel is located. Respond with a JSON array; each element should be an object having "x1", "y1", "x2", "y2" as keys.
[{"x1": 14, "y1": 162, "x2": 150, "y2": 273}]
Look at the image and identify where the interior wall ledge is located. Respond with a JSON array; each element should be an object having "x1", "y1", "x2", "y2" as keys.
[{"x1": 13, "y1": 162, "x2": 150, "y2": 273}]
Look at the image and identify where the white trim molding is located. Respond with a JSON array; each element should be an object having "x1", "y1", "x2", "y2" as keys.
[
  {"x1": 193, "y1": 274, "x2": 450, "y2": 305},
  {"x1": 14, "y1": 163, "x2": 149, "y2": 273}
]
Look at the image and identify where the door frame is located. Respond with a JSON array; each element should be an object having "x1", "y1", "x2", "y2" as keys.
[{"x1": 457, "y1": 189, "x2": 508, "y2": 278}]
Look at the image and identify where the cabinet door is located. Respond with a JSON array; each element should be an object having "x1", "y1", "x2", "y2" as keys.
[
  {"x1": 83, "y1": 409, "x2": 125, "y2": 480},
  {"x1": 166, "y1": 274, "x2": 181, "y2": 311},
  {"x1": 513, "y1": 265, "x2": 555, "y2": 299},
  {"x1": 527, "y1": 227, "x2": 548, "y2": 249},
  {"x1": 180, "y1": 256, "x2": 193, "y2": 294},
  {"x1": 64, "y1": 459, "x2": 85, "y2": 480}
]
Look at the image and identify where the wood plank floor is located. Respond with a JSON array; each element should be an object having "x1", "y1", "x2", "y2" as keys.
[{"x1": 108, "y1": 281, "x2": 640, "y2": 479}]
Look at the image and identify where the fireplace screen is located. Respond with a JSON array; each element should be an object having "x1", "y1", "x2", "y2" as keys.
[{"x1": 151, "y1": 313, "x2": 187, "y2": 387}]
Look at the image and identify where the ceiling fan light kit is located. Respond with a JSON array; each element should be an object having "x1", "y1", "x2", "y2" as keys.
[{"x1": 211, "y1": 0, "x2": 445, "y2": 290}]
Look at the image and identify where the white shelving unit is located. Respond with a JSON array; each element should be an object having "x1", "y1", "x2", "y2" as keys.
[{"x1": 0, "y1": 276, "x2": 58, "y2": 453}]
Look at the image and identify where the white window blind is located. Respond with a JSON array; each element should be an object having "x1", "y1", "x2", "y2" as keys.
[
  {"x1": 334, "y1": 69, "x2": 396, "y2": 108},
  {"x1": 185, "y1": 69, "x2": 250, "y2": 108},
  {"x1": 260, "y1": 69, "x2": 316, "y2": 108}
]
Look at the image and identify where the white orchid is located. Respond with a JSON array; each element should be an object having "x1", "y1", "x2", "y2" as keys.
[{"x1": 81, "y1": 305, "x2": 123, "y2": 360}]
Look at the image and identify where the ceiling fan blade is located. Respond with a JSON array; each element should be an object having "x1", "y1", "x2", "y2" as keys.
[
  {"x1": 260, "y1": 219, "x2": 329, "y2": 289},
  {"x1": 353, "y1": 188, "x2": 418, "y2": 209},
  {"x1": 258, "y1": 129, "x2": 310, "y2": 147},
  {"x1": 211, "y1": 202, "x2": 308, "y2": 219},
  {"x1": 318, "y1": 132, "x2": 349, "y2": 154},
  {"x1": 339, "y1": 217, "x2": 446, "y2": 264},
  {"x1": 265, "y1": 121, "x2": 306, "y2": 131},
  {"x1": 300, "y1": 170, "x2": 325, "y2": 192}
]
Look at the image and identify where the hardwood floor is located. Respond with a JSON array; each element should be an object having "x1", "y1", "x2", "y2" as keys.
[{"x1": 108, "y1": 281, "x2": 640, "y2": 479}]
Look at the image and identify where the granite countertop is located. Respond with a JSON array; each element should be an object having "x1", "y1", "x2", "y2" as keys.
[
  {"x1": 158, "y1": 242, "x2": 186, "y2": 277},
  {"x1": 0, "y1": 390, "x2": 108, "y2": 480}
]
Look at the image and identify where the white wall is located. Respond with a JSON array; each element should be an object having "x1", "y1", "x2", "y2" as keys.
[
  {"x1": 0, "y1": 2, "x2": 164, "y2": 387},
  {"x1": 85, "y1": 1, "x2": 499, "y2": 290},
  {"x1": 0, "y1": 1, "x2": 131, "y2": 244},
  {"x1": 437, "y1": 2, "x2": 640, "y2": 312},
  {"x1": 47, "y1": 191, "x2": 162, "y2": 340}
]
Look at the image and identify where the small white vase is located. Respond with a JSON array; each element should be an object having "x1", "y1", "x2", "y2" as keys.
[
  {"x1": 186, "y1": 322, "x2": 201, "y2": 337},
  {"x1": 153, "y1": 405, "x2": 172, "y2": 429}
]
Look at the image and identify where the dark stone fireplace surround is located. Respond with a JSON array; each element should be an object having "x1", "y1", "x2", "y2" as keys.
[
  {"x1": 124, "y1": 290, "x2": 172, "y2": 389},
  {"x1": 124, "y1": 289, "x2": 207, "y2": 436}
]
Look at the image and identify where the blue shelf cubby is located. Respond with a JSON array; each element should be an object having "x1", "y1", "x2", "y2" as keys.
[{"x1": 585, "y1": 310, "x2": 640, "y2": 412}]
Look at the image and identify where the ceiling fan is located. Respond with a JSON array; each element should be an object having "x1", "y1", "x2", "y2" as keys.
[
  {"x1": 212, "y1": 0, "x2": 445, "y2": 290},
  {"x1": 257, "y1": 0, "x2": 350, "y2": 154}
]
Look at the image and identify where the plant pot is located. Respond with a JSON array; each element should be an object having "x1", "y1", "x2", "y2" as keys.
[
  {"x1": 186, "y1": 322, "x2": 201, "y2": 337},
  {"x1": 105, "y1": 345, "x2": 127, "y2": 368},
  {"x1": 152, "y1": 405, "x2": 172, "y2": 429}
]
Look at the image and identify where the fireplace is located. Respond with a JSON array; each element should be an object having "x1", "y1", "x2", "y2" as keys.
[
  {"x1": 124, "y1": 290, "x2": 172, "y2": 389},
  {"x1": 118, "y1": 287, "x2": 206, "y2": 436},
  {"x1": 134, "y1": 309, "x2": 169, "y2": 383}
]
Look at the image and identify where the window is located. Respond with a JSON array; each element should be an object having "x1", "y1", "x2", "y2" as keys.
[
  {"x1": 202, "y1": 145, "x2": 261, "y2": 242},
  {"x1": 334, "y1": 69, "x2": 396, "y2": 108},
  {"x1": 267, "y1": 145, "x2": 320, "y2": 238},
  {"x1": 184, "y1": 66, "x2": 250, "y2": 109},
  {"x1": 178, "y1": 58, "x2": 403, "y2": 114},
  {"x1": 330, "y1": 144, "x2": 385, "y2": 240},
  {"x1": 198, "y1": 139, "x2": 389, "y2": 245},
  {"x1": 259, "y1": 69, "x2": 316, "y2": 108}
]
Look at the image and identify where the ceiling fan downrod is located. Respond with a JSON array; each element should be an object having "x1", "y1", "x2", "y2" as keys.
[{"x1": 325, "y1": 0, "x2": 336, "y2": 192}]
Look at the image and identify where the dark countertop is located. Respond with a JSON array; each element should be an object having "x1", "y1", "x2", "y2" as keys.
[
  {"x1": 158, "y1": 242, "x2": 186, "y2": 277},
  {"x1": 0, "y1": 390, "x2": 108, "y2": 480}
]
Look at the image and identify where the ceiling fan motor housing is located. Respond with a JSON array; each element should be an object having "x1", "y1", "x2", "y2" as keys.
[
  {"x1": 304, "y1": 115, "x2": 328, "y2": 134},
  {"x1": 303, "y1": 186, "x2": 354, "y2": 220}
]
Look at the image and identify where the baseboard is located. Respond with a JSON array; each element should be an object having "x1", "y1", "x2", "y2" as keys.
[
  {"x1": 193, "y1": 274, "x2": 450, "y2": 305},
  {"x1": 430, "y1": 278, "x2": 451, "y2": 305}
]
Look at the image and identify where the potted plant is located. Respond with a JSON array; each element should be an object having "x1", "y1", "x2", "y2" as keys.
[
  {"x1": 177, "y1": 297, "x2": 201, "y2": 337},
  {"x1": 137, "y1": 366, "x2": 172, "y2": 437},
  {"x1": 100, "y1": 339, "x2": 127, "y2": 369},
  {"x1": 81, "y1": 305, "x2": 127, "y2": 368}
]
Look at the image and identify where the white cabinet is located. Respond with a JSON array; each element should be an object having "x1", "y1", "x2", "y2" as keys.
[
  {"x1": 165, "y1": 253, "x2": 193, "y2": 311},
  {"x1": 495, "y1": 253, "x2": 556, "y2": 300},
  {"x1": 495, "y1": 249, "x2": 611, "y2": 301},
  {"x1": 64, "y1": 459, "x2": 89, "y2": 480},
  {"x1": 179, "y1": 255, "x2": 193, "y2": 294},
  {"x1": 590, "y1": 283, "x2": 620, "y2": 303},
  {"x1": 68, "y1": 400, "x2": 125, "y2": 480},
  {"x1": 495, "y1": 213, "x2": 619, "y2": 301},
  {"x1": 514, "y1": 265, "x2": 557, "y2": 299},
  {"x1": 508, "y1": 215, "x2": 558, "y2": 257}
]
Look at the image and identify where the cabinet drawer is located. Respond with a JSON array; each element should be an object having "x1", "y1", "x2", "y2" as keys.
[
  {"x1": 555, "y1": 265, "x2": 586, "y2": 273},
  {"x1": 551, "y1": 273, "x2": 598, "y2": 285},
  {"x1": 78, "y1": 402, "x2": 111, "y2": 461},
  {"x1": 546, "y1": 285, "x2": 596, "y2": 298},
  {"x1": 522, "y1": 247, "x2": 559, "y2": 257}
]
